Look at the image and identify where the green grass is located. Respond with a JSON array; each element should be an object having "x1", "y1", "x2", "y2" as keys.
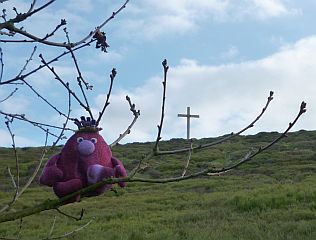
[{"x1": 0, "y1": 130, "x2": 316, "y2": 239}]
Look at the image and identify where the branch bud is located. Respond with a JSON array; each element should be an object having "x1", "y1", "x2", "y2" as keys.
[
  {"x1": 162, "y1": 59, "x2": 169, "y2": 71},
  {"x1": 300, "y1": 101, "x2": 307, "y2": 114},
  {"x1": 110, "y1": 68, "x2": 117, "y2": 79},
  {"x1": 268, "y1": 91, "x2": 274, "y2": 100}
]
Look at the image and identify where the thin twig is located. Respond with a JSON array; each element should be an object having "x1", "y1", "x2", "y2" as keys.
[
  {"x1": 6, "y1": 167, "x2": 17, "y2": 190},
  {"x1": 129, "y1": 152, "x2": 154, "y2": 178},
  {"x1": 4, "y1": 20, "x2": 67, "y2": 45},
  {"x1": 5, "y1": 118, "x2": 20, "y2": 198},
  {"x1": 0, "y1": 88, "x2": 18, "y2": 103},
  {"x1": 27, "y1": 0, "x2": 37, "y2": 14},
  {"x1": 0, "y1": 0, "x2": 55, "y2": 27},
  {"x1": 52, "y1": 89, "x2": 72, "y2": 146},
  {"x1": 45, "y1": 219, "x2": 93, "y2": 240},
  {"x1": 0, "y1": 47, "x2": 3, "y2": 83},
  {"x1": 110, "y1": 95, "x2": 140, "y2": 147},
  {"x1": 209, "y1": 101, "x2": 307, "y2": 173},
  {"x1": 0, "y1": 110, "x2": 75, "y2": 136},
  {"x1": 0, "y1": 39, "x2": 35, "y2": 43},
  {"x1": 15, "y1": 46, "x2": 37, "y2": 78},
  {"x1": 22, "y1": 79, "x2": 69, "y2": 119},
  {"x1": 47, "y1": 216, "x2": 57, "y2": 239},
  {"x1": 55, "y1": 208, "x2": 84, "y2": 221},
  {"x1": 39, "y1": 54, "x2": 91, "y2": 114},
  {"x1": 65, "y1": 28, "x2": 91, "y2": 90},
  {"x1": 40, "y1": 19, "x2": 67, "y2": 42},
  {"x1": 96, "y1": 68, "x2": 117, "y2": 124},
  {"x1": 71, "y1": 0, "x2": 130, "y2": 47},
  {"x1": 153, "y1": 59, "x2": 169, "y2": 153},
  {"x1": 65, "y1": 28, "x2": 93, "y2": 119},
  {"x1": 181, "y1": 140, "x2": 194, "y2": 177}
]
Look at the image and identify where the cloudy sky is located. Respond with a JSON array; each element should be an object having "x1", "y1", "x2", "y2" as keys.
[{"x1": 0, "y1": 0, "x2": 315, "y2": 147}]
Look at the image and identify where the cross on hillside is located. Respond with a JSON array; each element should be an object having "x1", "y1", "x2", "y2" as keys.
[{"x1": 177, "y1": 107, "x2": 200, "y2": 140}]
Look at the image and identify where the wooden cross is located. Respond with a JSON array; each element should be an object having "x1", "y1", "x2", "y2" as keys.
[{"x1": 178, "y1": 107, "x2": 200, "y2": 140}]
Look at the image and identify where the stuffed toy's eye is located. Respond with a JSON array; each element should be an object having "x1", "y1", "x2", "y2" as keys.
[
  {"x1": 91, "y1": 138, "x2": 97, "y2": 144},
  {"x1": 77, "y1": 137, "x2": 84, "y2": 143}
]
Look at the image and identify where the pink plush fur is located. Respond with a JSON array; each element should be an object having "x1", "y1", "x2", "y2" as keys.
[{"x1": 40, "y1": 131, "x2": 127, "y2": 201}]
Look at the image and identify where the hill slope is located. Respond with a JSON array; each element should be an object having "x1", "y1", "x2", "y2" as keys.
[{"x1": 0, "y1": 130, "x2": 316, "y2": 239}]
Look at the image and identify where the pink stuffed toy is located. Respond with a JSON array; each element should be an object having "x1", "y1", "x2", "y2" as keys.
[{"x1": 39, "y1": 117, "x2": 127, "y2": 201}]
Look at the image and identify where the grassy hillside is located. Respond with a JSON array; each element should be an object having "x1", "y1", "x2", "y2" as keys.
[{"x1": 0, "y1": 130, "x2": 316, "y2": 239}]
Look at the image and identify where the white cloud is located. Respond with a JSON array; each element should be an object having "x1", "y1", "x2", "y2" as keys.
[
  {"x1": 251, "y1": 0, "x2": 296, "y2": 19},
  {"x1": 94, "y1": 36, "x2": 316, "y2": 143},
  {"x1": 118, "y1": 0, "x2": 228, "y2": 39},
  {"x1": 116, "y1": 0, "x2": 299, "y2": 40}
]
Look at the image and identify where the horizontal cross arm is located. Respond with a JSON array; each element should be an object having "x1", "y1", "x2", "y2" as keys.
[{"x1": 178, "y1": 114, "x2": 199, "y2": 118}]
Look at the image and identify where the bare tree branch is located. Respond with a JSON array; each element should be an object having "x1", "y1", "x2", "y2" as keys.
[
  {"x1": 3, "y1": 118, "x2": 20, "y2": 204},
  {"x1": 55, "y1": 208, "x2": 84, "y2": 221},
  {"x1": 64, "y1": 29, "x2": 94, "y2": 119},
  {"x1": 0, "y1": 88, "x2": 18, "y2": 103},
  {"x1": 0, "y1": 47, "x2": 3, "y2": 82},
  {"x1": 0, "y1": 0, "x2": 129, "y2": 49},
  {"x1": 52, "y1": 90, "x2": 72, "y2": 146},
  {"x1": 6, "y1": 166, "x2": 16, "y2": 190},
  {"x1": 96, "y1": 68, "x2": 117, "y2": 124},
  {"x1": 0, "y1": 1, "x2": 55, "y2": 26},
  {"x1": 210, "y1": 101, "x2": 307, "y2": 173},
  {"x1": 22, "y1": 79, "x2": 69, "y2": 119},
  {"x1": 70, "y1": 0, "x2": 130, "y2": 47},
  {"x1": 16, "y1": 46, "x2": 37, "y2": 78},
  {"x1": 110, "y1": 95, "x2": 141, "y2": 147},
  {"x1": 43, "y1": 219, "x2": 93, "y2": 240},
  {"x1": 181, "y1": 140, "x2": 194, "y2": 177},
  {"x1": 0, "y1": 18, "x2": 66, "y2": 44},
  {"x1": 153, "y1": 59, "x2": 169, "y2": 153},
  {"x1": 66, "y1": 32, "x2": 91, "y2": 90},
  {"x1": 39, "y1": 54, "x2": 91, "y2": 115},
  {"x1": 47, "y1": 216, "x2": 57, "y2": 239},
  {"x1": 26, "y1": 0, "x2": 37, "y2": 15},
  {"x1": 0, "y1": 110, "x2": 75, "y2": 137},
  {"x1": 0, "y1": 39, "x2": 94, "y2": 85}
]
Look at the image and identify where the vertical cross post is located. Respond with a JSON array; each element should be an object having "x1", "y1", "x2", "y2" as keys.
[{"x1": 178, "y1": 107, "x2": 200, "y2": 140}]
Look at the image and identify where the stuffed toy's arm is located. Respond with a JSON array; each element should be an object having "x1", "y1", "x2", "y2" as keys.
[
  {"x1": 39, "y1": 154, "x2": 63, "y2": 187},
  {"x1": 111, "y1": 157, "x2": 128, "y2": 187}
]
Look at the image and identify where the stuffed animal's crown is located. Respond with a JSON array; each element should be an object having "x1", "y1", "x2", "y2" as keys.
[{"x1": 74, "y1": 116, "x2": 102, "y2": 132}]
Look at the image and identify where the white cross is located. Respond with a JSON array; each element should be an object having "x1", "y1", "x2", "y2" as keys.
[{"x1": 178, "y1": 107, "x2": 200, "y2": 140}]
